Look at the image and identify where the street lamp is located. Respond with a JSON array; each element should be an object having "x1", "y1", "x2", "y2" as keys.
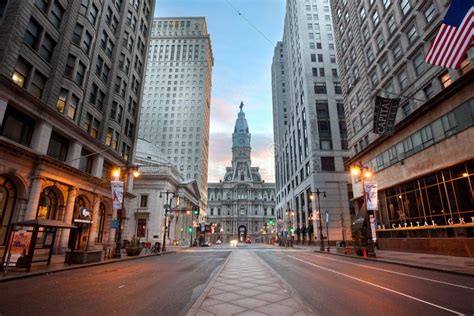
[
  {"x1": 159, "y1": 191, "x2": 176, "y2": 253},
  {"x1": 351, "y1": 163, "x2": 376, "y2": 257},
  {"x1": 112, "y1": 165, "x2": 139, "y2": 258},
  {"x1": 310, "y1": 189, "x2": 327, "y2": 252}
]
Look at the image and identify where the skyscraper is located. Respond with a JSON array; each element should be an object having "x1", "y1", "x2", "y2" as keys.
[
  {"x1": 272, "y1": 0, "x2": 351, "y2": 246},
  {"x1": 139, "y1": 17, "x2": 213, "y2": 208},
  {"x1": 0, "y1": 0, "x2": 154, "y2": 253},
  {"x1": 207, "y1": 103, "x2": 276, "y2": 243},
  {"x1": 331, "y1": 0, "x2": 474, "y2": 256}
]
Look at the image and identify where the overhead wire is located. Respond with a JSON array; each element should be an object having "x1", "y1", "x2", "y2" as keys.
[{"x1": 226, "y1": 0, "x2": 275, "y2": 46}]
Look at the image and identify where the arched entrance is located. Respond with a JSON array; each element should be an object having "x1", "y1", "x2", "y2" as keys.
[
  {"x1": 70, "y1": 195, "x2": 91, "y2": 250},
  {"x1": 0, "y1": 176, "x2": 17, "y2": 246},
  {"x1": 36, "y1": 187, "x2": 60, "y2": 220},
  {"x1": 238, "y1": 225, "x2": 247, "y2": 242}
]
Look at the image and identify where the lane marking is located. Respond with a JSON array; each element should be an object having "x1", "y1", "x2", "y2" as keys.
[
  {"x1": 302, "y1": 253, "x2": 474, "y2": 290},
  {"x1": 288, "y1": 255, "x2": 464, "y2": 316}
]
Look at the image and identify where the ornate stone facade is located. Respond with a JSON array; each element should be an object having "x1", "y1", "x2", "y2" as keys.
[{"x1": 207, "y1": 103, "x2": 276, "y2": 243}]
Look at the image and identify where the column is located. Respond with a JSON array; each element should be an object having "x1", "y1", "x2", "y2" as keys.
[
  {"x1": 24, "y1": 177, "x2": 44, "y2": 220},
  {"x1": 59, "y1": 187, "x2": 78, "y2": 251},
  {"x1": 87, "y1": 195, "x2": 101, "y2": 249},
  {"x1": 66, "y1": 141, "x2": 82, "y2": 169},
  {"x1": 30, "y1": 120, "x2": 53, "y2": 154},
  {"x1": 0, "y1": 98, "x2": 7, "y2": 125},
  {"x1": 91, "y1": 155, "x2": 104, "y2": 178}
]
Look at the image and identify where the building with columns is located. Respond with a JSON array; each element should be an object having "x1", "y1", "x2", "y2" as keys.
[
  {"x1": 207, "y1": 103, "x2": 276, "y2": 243},
  {"x1": 126, "y1": 139, "x2": 200, "y2": 247},
  {"x1": 0, "y1": 0, "x2": 154, "y2": 260}
]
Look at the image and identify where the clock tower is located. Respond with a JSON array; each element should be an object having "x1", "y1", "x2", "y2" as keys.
[{"x1": 231, "y1": 102, "x2": 252, "y2": 180}]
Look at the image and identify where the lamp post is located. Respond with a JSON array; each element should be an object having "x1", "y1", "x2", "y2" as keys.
[
  {"x1": 310, "y1": 189, "x2": 326, "y2": 252},
  {"x1": 350, "y1": 164, "x2": 376, "y2": 257},
  {"x1": 112, "y1": 166, "x2": 140, "y2": 258},
  {"x1": 159, "y1": 190, "x2": 176, "y2": 253}
]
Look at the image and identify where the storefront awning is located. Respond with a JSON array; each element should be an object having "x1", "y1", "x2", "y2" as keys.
[{"x1": 12, "y1": 219, "x2": 77, "y2": 229}]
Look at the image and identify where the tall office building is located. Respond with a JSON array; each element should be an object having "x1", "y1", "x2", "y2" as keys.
[
  {"x1": 0, "y1": 0, "x2": 154, "y2": 254},
  {"x1": 272, "y1": 0, "x2": 351, "y2": 245},
  {"x1": 331, "y1": 0, "x2": 474, "y2": 256},
  {"x1": 139, "y1": 17, "x2": 213, "y2": 208}
]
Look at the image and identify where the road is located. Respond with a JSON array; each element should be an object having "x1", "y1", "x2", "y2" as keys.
[
  {"x1": 0, "y1": 251, "x2": 229, "y2": 316},
  {"x1": 257, "y1": 250, "x2": 474, "y2": 316},
  {"x1": 0, "y1": 247, "x2": 473, "y2": 315}
]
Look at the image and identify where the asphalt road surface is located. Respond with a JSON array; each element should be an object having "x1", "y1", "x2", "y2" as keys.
[
  {"x1": 257, "y1": 250, "x2": 474, "y2": 316},
  {"x1": 1, "y1": 248, "x2": 473, "y2": 315},
  {"x1": 0, "y1": 251, "x2": 230, "y2": 316}
]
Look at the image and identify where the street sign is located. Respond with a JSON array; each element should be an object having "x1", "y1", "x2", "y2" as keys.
[
  {"x1": 111, "y1": 219, "x2": 120, "y2": 229},
  {"x1": 163, "y1": 204, "x2": 171, "y2": 209},
  {"x1": 325, "y1": 210, "x2": 329, "y2": 224}
]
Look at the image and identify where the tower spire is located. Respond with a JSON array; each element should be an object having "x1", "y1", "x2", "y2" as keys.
[{"x1": 239, "y1": 101, "x2": 244, "y2": 111}]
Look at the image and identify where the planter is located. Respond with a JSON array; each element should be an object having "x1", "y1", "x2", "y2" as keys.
[
  {"x1": 65, "y1": 250, "x2": 102, "y2": 264},
  {"x1": 126, "y1": 247, "x2": 143, "y2": 256}
]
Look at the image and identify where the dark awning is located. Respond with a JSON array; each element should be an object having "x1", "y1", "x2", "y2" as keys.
[{"x1": 12, "y1": 219, "x2": 77, "y2": 229}]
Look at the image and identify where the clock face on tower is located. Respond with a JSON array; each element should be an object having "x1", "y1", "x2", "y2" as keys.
[{"x1": 239, "y1": 138, "x2": 245, "y2": 145}]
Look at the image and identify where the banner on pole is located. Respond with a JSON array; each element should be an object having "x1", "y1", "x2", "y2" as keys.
[
  {"x1": 111, "y1": 180, "x2": 124, "y2": 210},
  {"x1": 373, "y1": 96, "x2": 399, "y2": 135},
  {"x1": 364, "y1": 181, "x2": 378, "y2": 211}
]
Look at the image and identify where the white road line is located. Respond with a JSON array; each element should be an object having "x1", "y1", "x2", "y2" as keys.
[
  {"x1": 288, "y1": 255, "x2": 465, "y2": 316},
  {"x1": 304, "y1": 253, "x2": 474, "y2": 290}
]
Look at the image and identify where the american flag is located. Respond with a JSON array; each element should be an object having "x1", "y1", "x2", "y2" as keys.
[{"x1": 425, "y1": 0, "x2": 474, "y2": 69}]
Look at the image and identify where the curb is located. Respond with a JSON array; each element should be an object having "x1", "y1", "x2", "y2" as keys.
[
  {"x1": 0, "y1": 251, "x2": 176, "y2": 283},
  {"x1": 313, "y1": 250, "x2": 474, "y2": 278},
  {"x1": 186, "y1": 251, "x2": 232, "y2": 316}
]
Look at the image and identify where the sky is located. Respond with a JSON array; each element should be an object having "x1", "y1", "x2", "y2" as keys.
[{"x1": 154, "y1": 0, "x2": 286, "y2": 182}]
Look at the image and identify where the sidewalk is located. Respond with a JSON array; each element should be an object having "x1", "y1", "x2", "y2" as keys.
[
  {"x1": 187, "y1": 250, "x2": 313, "y2": 316},
  {"x1": 291, "y1": 244, "x2": 474, "y2": 276},
  {"x1": 1, "y1": 249, "x2": 176, "y2": 282}
]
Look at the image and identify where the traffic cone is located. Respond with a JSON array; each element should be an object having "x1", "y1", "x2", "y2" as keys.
[{"x1": 363, "y1": 248, "x2": 367, "y2": 258}]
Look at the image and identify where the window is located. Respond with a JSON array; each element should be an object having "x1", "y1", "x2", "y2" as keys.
[
  {"x1": 381, "y1": 57, "x2": 389, "y2": 74},
  {"x1": 321, "y1": 157, "x2": 335, "y2": 171},
  {"x1": 49, "y1": 1, "x2": 64, "y2": 28},
  {"x1": 376, "y1": 32, "x2": 384, "y2": 50},
  {"x1": 39, "y1": 33, "x2": 56, "y2": 61},
  {"x1": 79, "y1": 148, "x2": 93, "y2": 173},
  {"x1": 105, "y1": 128, "x2": 113, "y2": 146},
  {"x1": 140, "y1": 195, "x2": 148, "y2": 208},
  {"x1": 310, "y1": 54, "x2": 316, "y2": 62},
  {"x1": 424, "y1": 3, "x2": 436, "y2": 23},
  {"x1": 47, "y1": 131, "x2": 69, "y2": 161},
  {"x1": 312, "y1": 68, "x2": 318, "y2": 76},
  {"x1": 314, "y1": 83, "x2": 327, "y2": 94},
  {"x1": 398, "y1": 68, "x2": 409, "y2": 89},
  {"x1": 30, "y1": 71, "x2": 47, "y2": 98},
  {"x1": 67, "y1": 94, "x2": 78, "y2": 120},
  {"x1": 137, "y1": 219, "x2": 147, "y2": 238},
  {"x1": 88, "y1": 4, "x2": 98, "y2": 25},
  {"x1": 72, "y1": 24, "x2": 83, "y2": 46},
  {"x1": 24, "y1": 18, "x2": 41, "y2": 48},
  {"x1": 82, "y1": 31, "x2": 92, "y2": 54},
  {"x1": 12, "y1": 58, "x2": 30, "y2": 88},
  {"x1": 370, "y1": 71, "x2": 378, "y2": 86},
  {"x1": 57, "y1": 88, "x2": 67, "y2": 113},
  {"x1": 363, "y1": 26, "x2": 370, "y2": 41},
  {"x1": 334, "y1": 83, "x2": 342, "y2": 94},
  {"x1": 423, "y1": 83, "x2": 434, "y2": 99},
  {"x1": 387, "y1": 15, "x2": 396, "y2": 34},
  {"x1": 359, "y1": 6, "x2": 366, "y2": 19},
  {"x1": 383, "y1": 0, "x2": 391, "y2": 9},
  {"x1": 332, "y1": 69, "x2": 338, "y2": 77},
  {"x1": 413, "y1": 52, "x2": 425, "y2": 75},
  {"x1": 1, "y1": 107, "x2": 35, "y2": 146},
  {"x1": 400, "y1": 0, "x2": 411, "y2": 16},
  {"x1": 406, "y1": 23, "x2": 418, "y2": 43},
  {"x1": 318, "y1": 54, "x2": 323, "y2": 62},
  {"x1": 366, "y1": 47, "x2": 374, "y2": 62},
  {"x1": 392, "y1": 42, "x2": 402, "y2": 59},
  {"x1": 372, "y1": 11, "x2": 380, "y2": 27},
  {"x1": 79, "y1": 0, "x2": 89, "y2": 16},
  {"x1": 319, "y1": 68, "x2": 325, "y2": 77},
  {"x1": 440, "y1": 72, "x2": 451, "y2": 88},
  {"x1": 460, "y1": 58, "x2": 472, "y2": 76},
  {"x1": 74, "y1": 61, "x2": 86, "y2": 86}
]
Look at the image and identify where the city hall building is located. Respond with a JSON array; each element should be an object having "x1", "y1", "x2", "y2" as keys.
[{"x1": 207, "y1": 103, "x2": 276, "y2": 243}]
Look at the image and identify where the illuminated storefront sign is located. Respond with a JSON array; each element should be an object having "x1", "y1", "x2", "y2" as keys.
[{"x1": 377, "y1": 216, "x2": 474, "y2": 231}]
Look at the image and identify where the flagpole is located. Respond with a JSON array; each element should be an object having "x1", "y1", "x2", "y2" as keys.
[{"x1": 377, "y1": 89, "x2": 426, "y2": 103}]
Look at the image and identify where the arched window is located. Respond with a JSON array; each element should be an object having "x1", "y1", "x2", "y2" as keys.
[
  {"x1": 37, "y1": 187, "x2": 59, "y2": 220},
  {"x1": 0, "y1": 176, "x2": 17, "y2": 245}
]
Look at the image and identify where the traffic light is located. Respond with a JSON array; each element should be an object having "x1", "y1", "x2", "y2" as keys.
[
  {"x1": 180, "y1": 227, "x2": 184, "y2": 232},
  {"x1": 268, "y1": 218, "x2": 275, "y2": 225},
  {"x1": 289, "y1": 227, "x2": 295, "y2": 233},
  {"x1": 187, "y1": 226, "x2": 193, "y2": 233},
  {"x1": 193, "y1": 206, "x2": 200, "y2": 216}
]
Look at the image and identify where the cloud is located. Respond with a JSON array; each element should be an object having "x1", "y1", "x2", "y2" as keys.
[{"x1": 208, "y1": 132, "x2": 275, "y2": 183}]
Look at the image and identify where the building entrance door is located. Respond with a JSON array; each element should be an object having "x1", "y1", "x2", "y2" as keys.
[{"x1": 238, "y1": 225, "x2": 247, "y2": 242}]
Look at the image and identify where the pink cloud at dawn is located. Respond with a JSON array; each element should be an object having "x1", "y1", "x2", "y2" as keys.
[{"x1": 208, "y1": 132, "x2": 275, "y2": 183}]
